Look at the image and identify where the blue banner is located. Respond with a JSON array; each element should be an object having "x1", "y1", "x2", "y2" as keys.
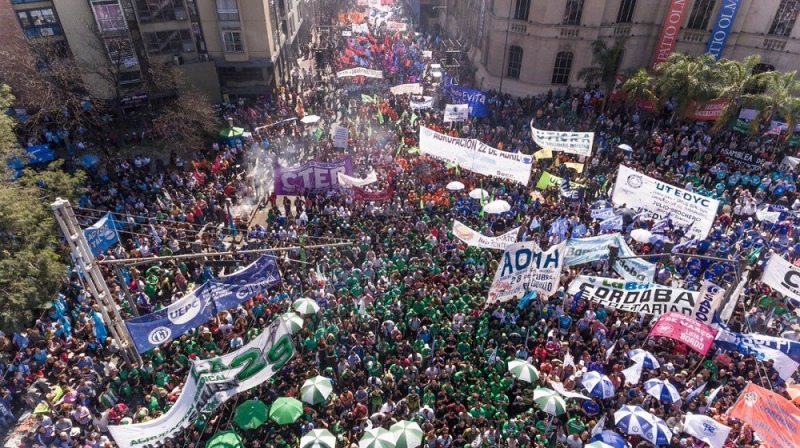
[
  {"x1": 450, "y1": 87, "x2": 489, "y2": 118},
  {"x1": 126, "y1": 256, "x2": 282, "y2": 353},
  {"x1": 83, "y1": 213, "x2": 120, "y2": 257},
  {"x1": 706, "y1": 0, "x2": 742, "y2": 60}
]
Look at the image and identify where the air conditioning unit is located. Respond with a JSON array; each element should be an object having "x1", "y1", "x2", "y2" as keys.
[
  {"x1": 182, "y1": 42, "x2": 194, "y2": 52},
  {"x1": 175, "y1": 7, "x2": 188, "y2": 21}
]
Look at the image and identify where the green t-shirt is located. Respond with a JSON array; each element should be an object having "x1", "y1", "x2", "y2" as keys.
[{"x1": 567, "y1": 417, "x2": 586, "y2": 435}]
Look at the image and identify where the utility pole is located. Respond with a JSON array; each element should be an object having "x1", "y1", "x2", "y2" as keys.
[{"x1": 51, "y1": 199, "x2": 142, "y2": 366}]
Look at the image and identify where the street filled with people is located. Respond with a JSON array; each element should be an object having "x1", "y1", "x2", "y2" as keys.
[{"x1": 4, "y1": 1, "x2": 800, "y2": 448}]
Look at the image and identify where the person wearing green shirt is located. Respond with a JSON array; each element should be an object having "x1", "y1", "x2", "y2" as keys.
[{"x1": 567, "y1": 416, "x2": 586, "y2": 435}]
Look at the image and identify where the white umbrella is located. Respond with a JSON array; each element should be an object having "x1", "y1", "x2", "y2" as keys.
[
  {"x1": 581, "y1": 371, "x2": 616, "y2": 399},
  {"x1": 642, "y1": 414, "x2": 673, "y2": 446},
  {"x1": 644, "y1": 379, "x2": 681, "y2": 403},
  {"x1": 630, "y1": 228, "x2": 652, "y2": 243},
  {"x1": 389, "y1": 420, "x2": 423, "y2": 448},
  {"x1": 359, "y1": 428, "x2": 396, "y2": 448},
  {"x1": 301, "y1": 376, "x2": 334, "y2": 405},
  {"x1": 533, "y1": 387, "x2": 567, "y2": 416},
  {"x1": 300, "y1": 115, "x2": 321, "y2": 124},
  {"x1": 300, "y1": 429, "x2": 336, "y2": 448},
  {"x1": 483, "y1": 199, "x2": 511, "y2": 214},
  {"x1": 446, "y1": 181, "x2": 465, "y2": 191},
  {"x1": 279, "y1": 312, "x2": 304, "y2": 334},
  {"x1": 615, "y1": 405, "x2": 656, "y2": 439},
  {"x1": 627, "y1": 349, "x2": 660, "y2": 369},
  {"x1": 508, "y1": 359, "x2": 539, "y2": 383},
  {"x1": 468, "y1": 188, "x2": 489, "y2": 199},
  {"x1": 293, "y1": 297, "x2": 320, "y2": 315},
  {"x1": 618, "y1": 144, "x2": 633, "y2": 151}
]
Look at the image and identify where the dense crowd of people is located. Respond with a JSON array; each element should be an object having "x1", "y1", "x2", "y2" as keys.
[{"x1": 3, "y1": 1, "x2": 800, "y2": 448}]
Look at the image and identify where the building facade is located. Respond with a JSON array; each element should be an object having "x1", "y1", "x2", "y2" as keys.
[
  {"x1": 5, "y1": 0, "x2": 309, "y2": 103},
  {"x1": 439, "y1": 0, "x2": 800, "y2": 97}
]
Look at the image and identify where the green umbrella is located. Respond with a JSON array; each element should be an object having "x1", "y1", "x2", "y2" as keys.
[
  {"x1": 508, "y1": 359, "x2": 539, "y2": 383},
  {"x1": 293, "y1": 297, "x2": 320, "y2": 315},
  {"x1": 280, "y1": 312, "x2": 304, "y2": 334},
  {"x1": 206, "y1": 431, "x2": 244, "y2": 448},
  {"x1": 233, "y1": 400, "x2": 269, "y2": 430},
  {"x1": 359, "y1": 427, "x2": 396, "y2": 448},
  {"x1": 219, "y1": 127, "x2": 245, "y2": 138},
  {"x1": 533, "y1": 387, "x2": 567, "y2": 416},
  {"x1": 269, "y1": 397, "x2": 304, "y2": 425},
  {"x1": 300, "y1": 429, "x2": 337, "y2": 448},
  {"x1": 389, "y1": 420, "x2": 423, "y2": 448},
  {"x1": 300, "y1": 376, "x2": 334, "y2": 405}
]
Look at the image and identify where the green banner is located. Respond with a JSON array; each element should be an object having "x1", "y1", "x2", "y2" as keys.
[
  {"x1": 731, "y1": 119, "x2": 749, "y2": 134},
  {"x1": 535, "y1": 171, "x2": 585, "y2": 191}
]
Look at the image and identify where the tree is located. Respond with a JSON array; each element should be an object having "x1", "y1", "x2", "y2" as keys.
[
  {"x1": 621, "y1": 69, "x2": 658, "y2": 107},
  {"x1": 653, "y1": 53, "x2": 722, "y2": 115},
  {"x1": 577, "y1": 38, "x2": 627, "y2": 109},
  {"x1": 742, "y1": 70, "x2": 800, "y2": 140},
  {"x1": 710, "y1": 56, "x2": 762, "y2": 134},
  {"x1": 0, "y1": 85, "x2": 86, "y2": 332}
]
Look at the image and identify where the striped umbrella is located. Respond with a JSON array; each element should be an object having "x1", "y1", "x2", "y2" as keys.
[
  {"x1": 590, "y1": 430, "x2": 629, "y2": 448},
  {"x1": 280, "y1": 312, "x2": 304, "y2": 334},
  {"x1": 627, "y1": 349, "x2": 660, "y2": 369},
  {"x1": 359, "y1": 428, "x2": 396, "y2": 448},
  {"x1": 293, "y1": 297, "x2": 320, "y2": 315},
  {"x1": 300, "y1": 429, "x2": 336, "y2": 448},
  {"x1": 644, "y1": 379, "x2": 681, "y2": 403},
  {"x1": 581, "y1": 371, "x2": 616, "y2": 399},
  {"x1": 641, "y1": 414, "x2": 673, "y2": 446},
  {"x1": 533, "y1": 387, "x2": 567, "y2": 416},
  {"x1": 615, "y1": 405, "x2": 655, "y2": 439},
  {"x1": 301, "y1": 376, "x2": 334, "y2": 405},
  {"x1": 508, "y1": 359, "x2": 540, "y2": 383},
  {"x1": 389, "y1": 420, "x2": 423, "y2": 448},
  {"x1": 586, "y1": 442, "x2": 616, "y2": 448}
]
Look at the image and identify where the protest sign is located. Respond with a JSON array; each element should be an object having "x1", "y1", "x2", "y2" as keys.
[
  {"x1": 352, "y1": 186, "x2": 393, "y2": 201},
  {"x1": 333, "y1": 126, "x2": 349, "y2": 149},
  {"x1": 488, "y1": 241, "x2": 566, "y2": 304},
  {"x1": 590, "y1": 208, "x2": 615, "y2": 220},
  {"x1": 563, "y1": 162, "x2": 584, "y2": 173},
  {"x1": 443, "y1": 104, "x2": 469, "y2": 122},
  {"x1": 648, "y1": 312, "x2": 718, "y2": 355},
  {"x1": 530, "y1": 123, "x2": 594, "y2": 156},
  {"x1": 84, "y1": 212, "x2": 120, "y2": 257},
  {"x1": 535, "y1": 171, "x2": 584, "y2": 190},
  {"x1": 685, "y1": 99, "x2": 728, "y2": 120},
  {"x1": 728, "y1": 383, "x2": 800, "y2": 448},
  {"x1": 390, "y1": 83, "x2": 422, "y2": 95},
  {"x1": 337, "y1": 171, "x2": 377, "y2": 188},
  {"x1": 419, "y1": 126, "x2": 532, "y2": 185},
  {"x1": 336, "y1": 67, "x2": 383, "y2": 78},
  {"x1": 692, "y1": 280, "x2": 725, "y2": 325},
  {"x1": 449, "y1": 87, "x2": 488, "y2": 118},
  {"x1": 567, "y1": 276, "x2": 697, "y2": 316},
  {"x1": 452, "y1": 220, "x2": 519, "y2": 250},
  {"x1": 612, "y1": 165, "x2": 719, "y2": 239},
  {"x1": 410, "y1": 96, "x2": 434, "y2": 109},
  {"x1": 274, "y1": 158, "x2": 353, "y2": 195},
  {"x1": 564, "y1": 234, "x2": 655, "y2": 283},
  {"x1": 761, "y1": 253, "x2": 800, "y2": 302}
]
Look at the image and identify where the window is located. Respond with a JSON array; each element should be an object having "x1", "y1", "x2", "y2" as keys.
[
  {"x1": 686, "y1": 0, "x2": 716, "y2": 30},
  {"x1": 563, "y1": 0, "x2": 585, "y2": 25},
  {"x1": 222, "y1": 30, "x2": 243, "y2": 52},
  {"x1": 616, "y1": 0, "x2": 636, "y2": 23},
  {"x1": 507, "y1": 46, "x2": 523, "y2": 79},
  {"x1": 513, "y1": 0, "x2": 530, "y2": 21},
  {"x1": 218, "y1": 67, "x2": 264, "y2": 84},
  {"x1": 134, "y1": 0, "x2": 186, "y2": 23},
  {"x1": 144, "y1": 29, "x2": 194, "y2": 56},
  {"x1": 118, "y1": 69, "x2": 143, "y2": 85},
  {"x1": 105, "y1": 35, "x2": 138, "y2": 67},
  {"x1": 753, "y1": 63, "x2": 776, "y2": 75},
  {"x1": 92, "y1": 1, "x2": 128, "y2": 32},
  {"x1": 216, "y1": 0, "x2": 239, "y2": 22},
  {"x1": 16, "y1": 8, "x2": 63, "y2": 38},
  {"x1": 769, "y1": 0, "x2": 800, "y2": 36},
  {"x1": 551, "y1": 51, "x2": 573, "y2": 85}
]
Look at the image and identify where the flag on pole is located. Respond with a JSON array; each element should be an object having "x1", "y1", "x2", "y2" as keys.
[
  {"x1": 605, "y1": 341, "x2": 616, "y2": 362},
  {"x1": 683, "y1": 413, "x2": 732, "y2": 448},
  {"x1": 591, "y1": 415, "x2": 606, "y2": 437}
]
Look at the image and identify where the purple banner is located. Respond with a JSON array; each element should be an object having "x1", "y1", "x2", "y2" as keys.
[{"x1": 274, "y1": 157, "x2": 353, "y2": 195}]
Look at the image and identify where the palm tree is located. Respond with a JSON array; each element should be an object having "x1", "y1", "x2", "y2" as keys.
[
  {"x1": 653, "y1": 53, "x2": 723, "y2": 116},
  {"x1": 709, "y1": 55, "x2": 761, "y2": 134},
  {"x1": 742, "y1": 70, "x2": 800, "y2": 140},
  {"x1": 621, "y1": 69, "x2": 657, "y2": 107},
  {"x1": 577, "y1": 38, "x2": 627, "y2": 109}
]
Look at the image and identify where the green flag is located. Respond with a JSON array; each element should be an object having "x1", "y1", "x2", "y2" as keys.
[
  {"x1": 374, "y1": 94, "x2": 380, "y2": 104},
  {"x1": 377, "y1": 110, "x2": 384, "y2": 124},
  {"x1": 407, "y1": 147, "x2": 421, "y2": 155},
  {"x1": 420, "y1": 187, "x2": 424, "y2": 209},
  {"x1": 410, "y1": 112, "x2": 419, "y2": 126},
  {"x1": 397, "y1": 111, "x2": 408, "y2": 124},
  {"x1": 314, "y1": 128, "x2": 323, "y2": 141},
  {"x1": 361, "y1": 94, "x2": 375, "y2": 103},
  {"x1": 747, "y1": 247, "x2": 762, "y2": 264}
]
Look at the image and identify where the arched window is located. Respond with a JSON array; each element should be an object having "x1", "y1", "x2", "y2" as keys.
[
  {"x1": 514, "y1": 0, "x2": 530, "y2": 21},
  {"x1": 769, "y1": 0, "x2": 800, "y2": 36},
  {"x1": 616, "y1": 0, "x2": 637, "y2": 23},
  {"x1": 552, "y1": 51, "x2": 573, "y2": 85},
  {"x1": 753, "y1": 63, "x2": 776, "y2": 75},
  {"x1": 687, "y1": 0, "x2": 716, "y2": 30},
  {"x1": 563, "y1": 0, "x2": 585, "y2": 25},
  {"x1": 507, "y1": 46, "x2": 523, "y2": 79}
]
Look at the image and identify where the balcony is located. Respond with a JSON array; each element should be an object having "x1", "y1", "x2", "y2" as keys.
[
  {"x1": 613, "y1": 24, "x2": 631, "y2": 36},
  {"x1": 681, "y1": 30, "x2": 707, "y2": 44},
  {"x1": 510, "y1": 22, "x2": 527, "y2": 34},
  {"x1": 763, "y1": 37, "x2": 787, "y2": 51},
  {"x1": 559, "y1": 26, "x2": 580, "y2": 38}
]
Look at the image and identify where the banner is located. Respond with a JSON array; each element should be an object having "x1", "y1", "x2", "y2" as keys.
[
  {"x1": 333, "y1": 126, "x2": 349, "y2": 148},
  {"x1": 648, "y1": 312, "x2": 718, "y2": 355},
  {"x1": 761, "y1": 253, "x2": 800, "y2": 302},
  {"x1": 692, "y1": 280, "x2": 724, "y2": 325},
  {"x1": 126, "y1": 256, "x2": 282, "y2": 353},
  {"x1": 109, "y1": 321, "x2": 294, "y2": 448},
  {"x1": 535, "y1": 171, "x2": 584, "y2": 190},
  {"x1": 718, "y1": 147, "x2": 761, "y2": 170},
  {"x1": 728, "y1": 383, "x2": 800, "y2": 448},
  {"x1": 352, "y1": 186, "x2": 393, "y2": 201},
  {"x1": 564, "y1": 234, "x2": 655, "y2": 283},
  {"x1": 488, "y1": 241, "x2": 566, "y2": 304},
  {"x1": 336, "y1": 67, "x2": 383, "y2": 78},
  {"x1": 714, "y1": 315, "x2": 800, "y2": 363},
  {"x1": 599, "y1": 215, "x2": 623, "y2": 231},
  {"x1": 386, "y1": 20, "x2": 407, "y2": 31},
  {"x1": 650, "y1": 0, "x2": 690, "y2": 70},
  {"x1": 559, "y1": 178, "x2": 585, "y2": 203},
  {"x1": 274, "y1": 157, "x2": 353, "y2": 195},
  {"x1": 84, "y1": 213, "x2": 120, "y2": 257},
  {"x1": 706, "y1": 0, "x2": 743, "y2": 60},
  {"x1": 533, "y1": 148, "x2": 553, "y2": 160},
  {"x1": 443, "y1": 104, "x2": 469, "y2": 122},
  {"x1": 419, "y1": 126, "x2": 532, "y2": 185},
  {"x1": 337, "y1": 171, "x2": 377, "y2": 188},
  {"x1": 590, "y1": 207, "x2": 615, "y2": 220},
  {"x1": 612, "y1": 165, "x2": 719, "y2": 239},
  {"x1": 449, "y1": 87, "x2": 488, "y2": 118},
  {"x1": 452, "y1": 220, "x2": 519, "y2": 250},
  {"x1": 685, "y1": 99, "x2": 728, "y2": 120},
  {"x1": 410, "y1": 96, "x2": 434, "y2": 109},
  {"x1": 683, "y1": 414, "x2": 731, "y2": 448},
  {"x1": 390, "y1": 83, "x2": 422, "y2": 95},
  {"x1": 567, "y1": 276, "x2": 698, "y2": 316},
  {"x1": 530, "y1": 123, "x2": 594, "y2": 157},
  {"x1": 714, "y1": 326, "x2": 800, "y2": 379},
  {"x1": 564, "y1": 162, "x2": 584, "y2": 173}
]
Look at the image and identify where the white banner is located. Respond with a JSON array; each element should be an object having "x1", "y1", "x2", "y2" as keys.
[
  {"x1": 419, "y1": 126, "x2": 532, "y2": 185},
  {"x1": 452, "y1": 220, "x2": 519, "y2": 250},
  {"x1": 336, "y1": 67, "x2": 383, "y2": 79},
  {"x1": 337, "y1": 171, "x2": 378, "y2": 188},
  {"x1": 567, "y1": 275, "x2": 698, "y2": 316},
  {"x1": 761, "y1": 253, "x2": 800, "y2": 302},
  {"x1": 333, "y1": 126, "x2": 349, "y2": 149},
  {"x1": 410, "y1": 96, "x2": 433, "y2": 109},
  {"x1": 692, "y1": 280, "x2": 725, "y2": 325},
  {"x1": 683, "y1": 414, "x2": 731, "y2": 448},
  {"x1": 488, "y1": 241, "x2": 566, "y2": 304},
  {"x1": 564, "y1": 234, "x2": 655, "y2": 283},
  {"x1": 390, "y1": 83, "x2": 423, "y2": 95},
  {"x1": 444, "y1": 104, "x2": 469, "y2": 123},
  {"x1": 109, "y1": 321, "x2": 294, "y2": 448},
  {"x1": 590, "y1": 207, "x2": 615, "y2": 220},
  {"x1": 612, "y1": 165, "x2": 719, "y2": 239},
  {"x1": 530, "y1": 122, "x2": 594, "y2": 157}
]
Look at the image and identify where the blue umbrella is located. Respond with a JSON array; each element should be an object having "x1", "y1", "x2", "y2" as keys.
[
  {"x1": 581, "y1": 371, "x2": 616, "y2": 399},
  {"x1": 590, "y1": 430, "x2": 629, "y2": 448},
  {"x1": 591, "y1": 199, "x2": 613, "y2": 209},
  {"x1": 626, "y1": 349, "x2": 659, "y2": 370},
  {"x1": 642, "y1": 415, "x2": 673, "y2": 446},
  {"x1": 644, "y1": 379, "x2": 681, "y2": 403},
  {"x1": 614, "y1": 405, "x2": 655, "y2": 440}
]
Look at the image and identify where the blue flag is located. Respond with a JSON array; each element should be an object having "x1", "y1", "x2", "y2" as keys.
[{"x1": 93, "y1": 311, "x2": 108, "y2": 344}]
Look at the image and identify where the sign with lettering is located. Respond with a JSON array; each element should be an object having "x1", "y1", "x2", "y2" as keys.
[
  {"x1": 444, "y1": 104, "x2": 469, "y2": 122},
  {"x1": 567, "y1": 276, "x2": 698, "y2": 316},
  {"x1": 651, "y1": 0, "x2": 690, "y2": 70},
  {"x1": 718, "y1": 147, "x2": 761, "y2": 170},
  {"x1": 530, "y1": 122, "x2": 594, "y2": 157},
  {"x1": 449, "y1": 87, "x2": 488, "y2": 118},
  {"x1": 452, "y1": 220, "x2": 520, "y2": 250},
  {"x1": 762, "y1": 253, "x2": 800, "y2": 303},
  {"x1": 274, "y1": 157, "x2": 353, "y2": 194},
  {"x1": 706, "y1": 0, "x2": 743, "y2": 60},
  {"x1": 564, "y1": 234, "x2": 656, "y2": 283},
  {"x1": 685, "y1": 99, "x2": 728, "y2": 120},
  {"x1": 488, "y1": 241, "x2": 566, "y2": 304},
  {"x1": 336, "y1": 67, "x2": 383, "y2": 78},
  {"x1": 649, "y1": 312, "x2": 718, "y2": 355},
  {"x1": 83, "y1": 213, "x2": 120, "y2": 257}
]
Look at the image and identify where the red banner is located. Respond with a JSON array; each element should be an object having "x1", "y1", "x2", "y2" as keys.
[
  {"x1": 648, "y1": 312, "x2": 718, "y2": 355},
  {"x1": 685, "y1": 99, "x2": 729, "y2": 121},
  {"x1": 729, "y1": 383, "x2": 800, "y2": 448},
  {"x1": 353, "y1": 187, "x2": 393, "y2": 201},
  {"x1": 650, "y1": 0, "x2": 690, "y2": 71}
]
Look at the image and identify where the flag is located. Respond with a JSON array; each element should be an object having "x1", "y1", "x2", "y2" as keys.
[
  {"x1": 377, "y1": 110, "x2": 384, "y2": 124},
  {"x1": 93, "y1": 311, "x2": 108, "y2": 344},
  {"x1": 314, "y1": 128, "x2": 324, "y2": 141},
  {"x1": 599, "y1": 215, "x2": 623, "y2": 231},
  {"x1": 419, "y1": 187, "x2": 424, "y2": 209},
  {"x1": 672, "y1": 238, "x2": 699, "y2": 253},
  {"x1": 518, "y1": 290, "x2": 537, "y2": 310},
  {"x1": 410, "y1": 112, "x2": 419, "y2": 126},
  {"x1": 572, "y1": 224, "x2": 587, "y2": 238},
  {"x1": 559, "y1": 178, "x2": 585, "y2": 202},
  {"x1": 358, "y1": 299, "x2": 367, "y2": 316},
  {"x1": 650, "y1": 213, "x2": 673, "y2": 234},
  {"x1": 361, "y1": 93, "x2": 376, "y2": 103},
  {"x1": 703, "y1": 385, "x2": 722, "y2": 410},
  {"x1": 488, "y1": 346, "x2": 498, "y2": 365},
  {"x1": 764, "y1": 125, "x2": 781, "y2": 136},
  {"x1": 563, "y1": 351, "x2": 575, "y2": 368},
  {"x1": 591, "y1": 415, "x2": 606, "y2": 437},
  {"x1": 683, "y1": 414, "x2": 732, "y2": 448},
  {"x1": 684, "y1": 382, "x2": 706, "y2": 404},
  {"x1": 622, "y1": 361, "x2": 643, "y2": 384},
  {"x1": 605, "y1": 341, "x2": 616, "y2": 361}
]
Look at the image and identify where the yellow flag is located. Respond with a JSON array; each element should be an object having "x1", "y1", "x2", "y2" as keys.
[{"x1": 534, "y1": 148, "x2": 553, "y2": 160}]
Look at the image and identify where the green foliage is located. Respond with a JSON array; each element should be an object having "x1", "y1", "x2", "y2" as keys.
[{"x1": 577, "y1": 39, "x2": 627, "y2": 98}]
